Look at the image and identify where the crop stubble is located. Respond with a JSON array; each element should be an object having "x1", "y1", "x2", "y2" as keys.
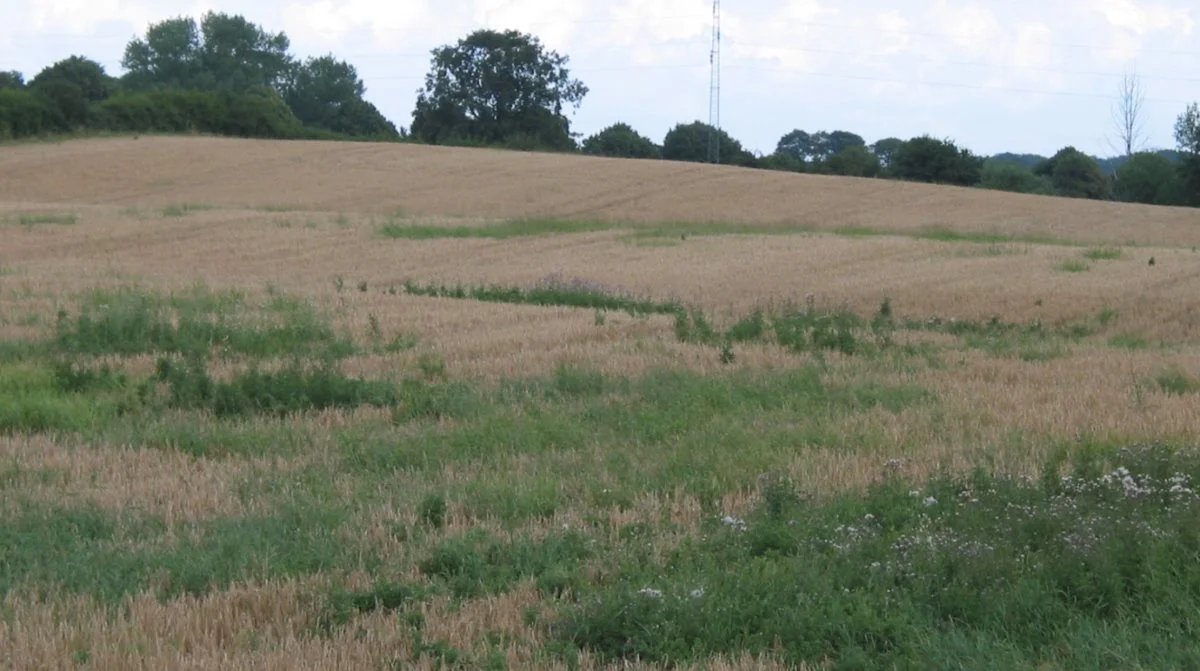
[{"x1": 3, "y1": 137, "x2": 1200, "y2": 669}]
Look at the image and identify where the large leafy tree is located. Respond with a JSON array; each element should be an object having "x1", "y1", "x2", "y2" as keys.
[
  {"x1": 1176, "y1": 103, "x2": 1200, "y2": 205},
  {"x1": 1034, "y1": 147, "x2": 1109, "y2": 200},
  {"x1": 891, "y1": 136, "x2": 984, "y2": 186},
  {"x1": 582, "y1": 122, "x2": 660, "y2": 159},
  {"x1": 28, "y1": 56, "x2": 115, "y2": 127},
  {"x1": 282, "y1": 55, "x2": 398, "y2": 138},
  {"x1": 1114, "y1": 152, "x2": 1183, "y2": 205},
  {"x1": 870, "y1": 137, "x2": 905, "y2": 171},
  {"x1": 662, "y1": 121, "x2": 754, "y2": 166},
  {"x1": 775, "y1": 129, "x2": 865, "y2": 163},
  {"x1": 411, "y1": 29, "x2": 587, "y2": 150},
  {"x1": 826, "y1": 145, "x2": 880, "y2": 177},
  {"x1": 0, "y1": 71, "x2": 24, "y2": 90},
  {"x1": 775, "y1": 129, "x2": 812, "y2": 161},
  {"x1": 121, "y1": 12, "x2": 292, "y2": 93}
]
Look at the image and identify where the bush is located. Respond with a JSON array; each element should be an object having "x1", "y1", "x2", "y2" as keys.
[
  {"x1": 1035, "y1": 147, "x2": 1110, "y2": 200},
  {"x1": 979, "y1": 160, "x2": 1053, "y2": 195},
  {"x1": 582, "y1": 122, "x2": 661, "y2": 159},
  {"x1": 826, "y1": 145, "x2": 881, "y2": 177},
  {"x1": 1115, "y1": 152, "x2": 1185, "y2": 205},
  {"x1": 662, "y1": 121, "x2": 755, "y2": 165},
  {"x1": 892, "y1": 135, "x2": 984, "y2": 186},
  {"x1": 0, "y1": 88, "x2": 60, "y2": 139}
]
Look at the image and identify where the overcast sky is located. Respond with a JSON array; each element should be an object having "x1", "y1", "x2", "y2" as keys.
[{"x1": 3, "y1": 0, "x2": 1198, "y2": 157}]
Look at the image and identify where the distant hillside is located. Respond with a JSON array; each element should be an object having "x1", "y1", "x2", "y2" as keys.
[{"x1": 990, "y1": 149, "x2": 1182, "y2": 176}]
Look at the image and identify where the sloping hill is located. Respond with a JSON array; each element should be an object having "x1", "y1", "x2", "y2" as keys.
[{"x1": 1, "y1": 136, "x2": 1197, "y2": 247}]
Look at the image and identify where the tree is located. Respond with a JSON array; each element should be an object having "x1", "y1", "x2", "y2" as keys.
[
  {"x1": 1108, "y1": 70, "x2": 1146, "y2": 158},
  {"x1": 891, "y1": 136, "x2": 984, "y2": 186},
  {"x1": 1114, "y1": 152, "x2": 1184, "y2": 205},
  {"x1": 775, "y1": 129, "x2": 813, "y2": 162},
  {"x1": 812, "y1": 131, "x2": 865, "y2": 162},
  {"x1": 774, "y1": 129, "x2": 864, "y2": 163},
  {"x1": 582, "y1": 122, "x2": 660, "y2": 159},
  {"x1": 121, "y1": 16, "x2": 205, "y2": 90},
  {"x1": 979, "y1": 160, "x2": 1053, "y2": 195},
  {"x1": 1178, "y1": 103, "x2": 1200, "y2": 154},
  {"x1": 1175, "y1": 102, "x2": 1200, "y2": 205},
  {"x1": 281, "y1": 55, "x2": 397, "y2": 138},
  {"x1": 1034, "y1": 147, "x2": 1109, "y2": 200},
  {"x1": 663, "y1": 121, "x2": 754, "y2": 165},
  {"x1": 122, "y1": 12, "x2": 292, "y2": 93},
  {"x1": 0, "y1": 89, "x2": 57, "y2": 138},
  {"x1": 411, "y1": 29, "x2": 587, "y2": 150},
  {"x1": 826, "y1": 145, "x2": 880, "y2": 177},
  {"x1": 0, "y1": 71, "x2": 24, "y2": 90},
  {"x1": 870, "y1": 137, "x2": 905, "y2": 171},
  {"x1": 198, "y1": 12, "x2": 292, "y2": 91},
  {"x1": 28, "y1": 56, "x2": 115, "y2": 128},
  {"x1": 30, "y1": 56, "x2": 114, "y2": 102}
]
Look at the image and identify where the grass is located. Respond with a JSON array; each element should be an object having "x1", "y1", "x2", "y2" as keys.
[
  {"x1": 3, "y1": 213, "x2": 1198, "y2": 668},
  {"x1": 1155, "y1": 366, "x2": 1199, "y2": 395},
  {"x1": 553, "y1": 443, "x2": 1200, "y2": 668},
  {"x1": 378, "y1": 217, "x2": 1093, "y2": 247},
  {"x1": 401, "y1": 277, "x2": 685, "y2": 317},
  {"x1": 834, "y1": 225, "x2": 1076, "y2": 247},
  {"x1": 51, "y1": 285, "x2": 356, "y2": 361},
  {"x1": 160, "y1": 203, "x2": 213, "y2": 217},
  {"x1": 1083, "y1": 246, "x2": 1125, "y2": 261},
  {"x1": 15, "y1": 213, "x2": 78, "y2": 226},
  {"x1": 381, "y1": 217, "x2": 617, "y2": 240},
  {"x1": 1057, "y1": 260, "x2": 1091, "y2": 273}
]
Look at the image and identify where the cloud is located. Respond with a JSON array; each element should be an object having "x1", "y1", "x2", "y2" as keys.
[
  {"x1": 281, "y1": 0, "x2": 436, "y2": 52},
  {"x1": 472, "y1": 0, "x2": 590, "y2": 50},
  {"x1": 1088, "y1": 0, "x2": 1195, "y2": 36},
  {"x1": 26, "y1": 0, "x2": 154, "y2": 35}
]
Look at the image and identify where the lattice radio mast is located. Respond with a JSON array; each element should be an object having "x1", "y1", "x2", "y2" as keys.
[{"x1": 707, "y1": 0, "x2": 721, "y2": 164}]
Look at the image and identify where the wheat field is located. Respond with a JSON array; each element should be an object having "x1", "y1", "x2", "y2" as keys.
[{"x1": 2, "y1": 136, "x2": 1200, "y2": 669}]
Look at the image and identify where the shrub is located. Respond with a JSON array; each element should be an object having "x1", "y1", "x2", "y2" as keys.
[
  {"x1": 1035, "y1": 147, "x2": 1110, "y2": 200},
  {"x1": 582, "y1": 122, "x2": 661, "y2": 159},
  {"x1": 0, "y1": 88, "x2": 60, "y2": 139},
  {"x1": 892, "y1": 135, "x2": 984, "y2": 186},
  {"x1": 979, "y1": 160, "x2": 1053, "y2": 194}
]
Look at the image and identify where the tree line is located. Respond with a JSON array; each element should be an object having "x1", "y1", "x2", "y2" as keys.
[{"x1": 2, "y1": 13, "x2": 1197, "y2": 208}]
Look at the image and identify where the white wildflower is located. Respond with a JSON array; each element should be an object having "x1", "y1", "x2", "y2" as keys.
[
  {"x1": 638, "y1": 587, "x2": 662, "y2": 599},
  {"x1": 923, "y1": 496, "x2": 938, "y2": 507},
  {"x1": 690, "y1": 588, "x2": 705, "y2": 599},
  {"x1": 720, "y1": 515, "x2": 748, "y2": 532}
]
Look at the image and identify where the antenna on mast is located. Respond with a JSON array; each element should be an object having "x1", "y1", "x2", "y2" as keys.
[{"x1": 707, "y1": 0, "x2": 721, "y2": 165}]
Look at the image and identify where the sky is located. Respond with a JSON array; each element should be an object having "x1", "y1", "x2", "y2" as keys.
[{"x1": 3, "y1": 0, "x2": 1198, "y2": 158}]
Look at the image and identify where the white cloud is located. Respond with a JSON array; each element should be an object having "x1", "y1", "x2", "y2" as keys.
[
  {"x1": 929, "y1": 2, "x2": 1001, "y2": 57},
  {"x1": 26, "y1": 0, "x2": 154, "y2": 35},
  {"x1": 282, "y1": 0, "x2": 436, "y2": 52},
  {"x1": 728, "y1": 0, "x2": 835, "y2": 71},
  {"x1": 1088, "y1": 0, "x2": 1194, "y2": 35},
  {"x1": 473, "y1": 0, "x2": 589, "y2": 50},
  {"x1": 1075, "y1": 0, "x2": 1196, "y2": 64}
]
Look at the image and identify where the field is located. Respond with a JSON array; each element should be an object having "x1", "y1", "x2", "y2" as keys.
[{"x1": 2, "y1": 136, "x2": 1200, "y2": 670}]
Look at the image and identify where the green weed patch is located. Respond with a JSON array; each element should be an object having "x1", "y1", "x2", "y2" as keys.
[{"x1": 553, "y1": 444, "x2": 1200, "y2": 668}]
